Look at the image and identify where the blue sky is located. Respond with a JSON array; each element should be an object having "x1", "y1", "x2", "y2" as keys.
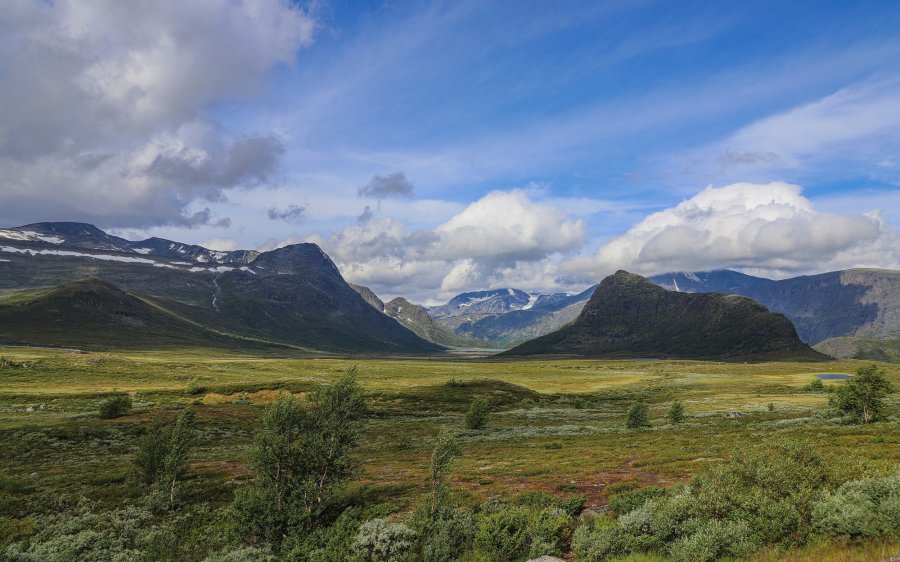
[{"x1": 1, "y1": 0, "x2": 899, "y2": 301}]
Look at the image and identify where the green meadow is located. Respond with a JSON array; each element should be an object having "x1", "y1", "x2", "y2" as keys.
[{"x1": 1, "y1": 347, "x2": 898, "y2": 560}]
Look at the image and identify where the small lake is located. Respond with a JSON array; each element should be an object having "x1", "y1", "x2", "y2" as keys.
[{"x1": 816, "y1": 374, "x2": 853, "y2": 380}]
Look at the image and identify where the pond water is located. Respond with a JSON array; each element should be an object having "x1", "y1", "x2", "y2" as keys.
[{"x1": 816, "y1": 374, "x2": 853, "y2": 380}]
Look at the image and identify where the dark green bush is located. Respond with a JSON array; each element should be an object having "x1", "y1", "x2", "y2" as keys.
[
  {"x1": 608, "y1": 486, "x2": 667, "y2": 515},
  {"x1": 473, "y1": 505, "x2": 531, "y2": 561},
  {"x1": 802, "y1": 378, "x2": 825, "y2": 392},
  {"x1": 464, "y1": 397, "x2": 490, "y2": 430},
  {"x1": 667, "y1": 400, "x2": 685, "y2": 424},
  {"x1": 625, "y1": 400, "x2": 650, "y2": 429},
  {"x1": 99, "y1": 395, "x2": 132, "y2": 419}
]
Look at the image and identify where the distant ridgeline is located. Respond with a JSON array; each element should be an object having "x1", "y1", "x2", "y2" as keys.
[
  {"x1": 2, "y1": 222, "x2": 897, "y2": 358},
  {"x1": 0, "y1": 222, "x2": 440, "y2": 353},
  {"x1": 502, "y1": 271, "x2": 825, "y2": 361}
]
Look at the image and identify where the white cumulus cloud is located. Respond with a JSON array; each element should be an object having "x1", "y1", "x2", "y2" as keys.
[
  {"x1": 311, "y1": 190, "x2": 586, "y2": 301},
  {"x1": 0, "y1": 0, "x2": 315, "y2": 228},
  {"x1": 565, "y1": 182, "x2": 899, "y2": 280}
]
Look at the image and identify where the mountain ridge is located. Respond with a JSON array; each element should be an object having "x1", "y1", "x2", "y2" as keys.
[{"x1": 504, "y1": 270, "x2": 825, "y2": 361}]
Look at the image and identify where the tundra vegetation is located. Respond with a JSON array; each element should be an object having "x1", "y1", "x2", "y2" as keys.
[{"x1": 0, "y1": 349, "x2": 897, "y2": 561}]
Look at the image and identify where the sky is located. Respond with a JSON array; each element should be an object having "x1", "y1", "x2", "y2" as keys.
[{"x1": 1, "y1": 0, "x2": 899, "y2": 303}]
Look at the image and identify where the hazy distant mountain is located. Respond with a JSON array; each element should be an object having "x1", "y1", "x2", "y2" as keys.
[
  {"x1": 428, "y1": 285, "x2": 597, "y2": 347},
  {"x1": 349, "y1": 283, "x2": 385, "y2": 312},
  {"x1": 504, "y1": 271, "x2": 823, "y2": 361},
  {"x1": 429, "y1": 288, "x2": 534, "y2": 318},
  {"x1": 814, "y1": 337, "x2": 900, "y2": 363},
  {"x1": 0, "y1": 222, "x2": 440, "y2": 354},
  {"x1": 384, "y1": 297, "x2": 485, "y2": 347},
  {"x1": 651, "y1": 269, "x2": 900, "y2": 344}
]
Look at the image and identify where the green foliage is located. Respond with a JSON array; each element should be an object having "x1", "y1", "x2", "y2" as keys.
[
  {"x1": 98, "y1": 395, "x2": 131, "y2": 419},
  {"x1": 667, "y1": 400, "x2": 685, "y2": 424},
  {"x1": 428, "y1": 428, "x2": 460, "y2": 514},
  {"x1": 134, "y1": 408, "x2": 197, "y2": 506},
  {"x1": 202, "y1": 547, "x2": 277, "y2": 562},
  {"x1": 572, "y1": 440, "x2": 835, "y2": 561},
  {"x1": 4, "y1": 502, "x2": 177, "y2": 562},
  {"x1": 233, "y1": 368, "x2": 366, "y2": 550},
  {"x1": 513, "y1": 489, "x2": 585, "y2": 517},
  {"x1": 416, "y1": 509, "x2": 475, "y2": 562},
  {"x1": 812, "y1": 470, "x2": 900, "y2": 540},
  {"x1": 608, "y1": 486, "x2": 667, "y2": 515},
  {"x1": 352, "y1": 519, "x2": 416, "y2": 562},
  {"x1": 829, "y1": 364, "x2": 894, "y2": 422},
  {"x1": 464, "y1": 397, "x2": 490, "y2": 430},
  {"x1": 625, "y1": 399, "x2": 650, "y2": 429},
  {"x1": 185, "y1": 378, "x2": 207, "y2": 396},
  {"x1": 767, "y1": 402, "x2": 775, "y2": 412},
  {"x1": 472, "y1": 505, "x2": 531, "y2": 561},
  {"x1": 667, "y1": 518, "x2": 757, "y2": 562},
  {"x1": 471, "y1": 502, "x2": 574, "y2": 561},
  {"x1": 802, "y1": 378, "x2": 825, "y2": 392},
  {"x1": 287, "y1": 507, "x2": 361, "y2": 562}
]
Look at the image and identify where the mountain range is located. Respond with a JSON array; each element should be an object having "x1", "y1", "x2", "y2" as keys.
[
  {"x1": 0, "y1": 223, "x2": 439, "y2": 353},
  {"x1": 2, "y1": 222, "x2": 899, "y2": 361},
  {"x1": 651, "y1": 269, "x2": 900, "y2": 345},
  {"x1": 503, "y1": 271, "x2": 824, "y2": 361}
]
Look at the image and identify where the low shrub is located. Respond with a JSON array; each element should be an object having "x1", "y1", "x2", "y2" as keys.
[
  {"x1": 608, "y1": 486, "x2": 667, "y2": 515},
  {"x1": 99, "y1": 395, "x2": 132, "y2": 419},
  {"x1": 472, "y1": 505, "x2": 530, "y2": 561},
  {"x1": 667, "y1": 518, "x2": 757, "y2": 562},
  {"x1": 352, "y1": 519, "x2": 416, "y2": 562},
  {"x1": 802, "y1": 378, "x2": 825, "y2": 392},
  {"x1": 812, "y1": 470, "x2": 900, "y2": 540},
  {"x1": 625, "y1": 400, "x2": 650, "y2": 429}
]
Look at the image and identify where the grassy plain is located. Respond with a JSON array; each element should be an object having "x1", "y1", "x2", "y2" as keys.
[{"x1": 1, "y1": 346, "x2": 898, "y2": 560}]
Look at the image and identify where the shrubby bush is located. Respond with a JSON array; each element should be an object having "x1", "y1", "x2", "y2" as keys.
[
  {"x1": 202, "y1": 547, "x2": 276, "y2": 562},
  {"x1": 667, "y1": 518, "x2": 756, "y2": 562},
  {"x1": 572, "y1": 440, "x2": 834, "y2": 561},
  {"x1": 802, "y1": 378, "x2": 825, "y2": 392},
  {"x1": 608, "y1": 486, "x2": 667, "y2": 515},
  {"x1": 812, "y1": 470, "x2": 900, "y2": 540},
  {"x1": 99, "y1": 395, "x2": 132, "y2": 419},
  {"x1": 667, "y1": 400, "x2": 685, "y2": 424},
  {"x1": 625, "y1": 400, "x2": 650, "y2": 429},
  {"x1": 352, "y1": 519, "x2": 416, "y2": 562},
  {"x1": 472, "y1": 505, "x2": 531, "y2": 561},
  {"x1": 287, "y1": 507, "x2": 362, "y2": 562},
  {"x1": 471, "y1": 500, "x2": 575, "y2": 561},
  {"x1": 4, "y1": 502, "x2": 175, "y2": 562}
]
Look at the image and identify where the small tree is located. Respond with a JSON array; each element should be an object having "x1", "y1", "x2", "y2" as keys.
[
  {"x1": 803, "y1": 378, "x2": 825, "y2": 392},
  {"x1": 428, "y1": 428, "x2": 460, "y2": 515},
  {"x1": 625, "y1": 400, "x2": 650, "y2": 429},
  {"x1": 99, "y1": 395, "x2": 132, "y2": 419},
  {"x1": 464, "y1": 397, "x2": 490, "y2": 430},
  {"x1": 234, "y1": 368, "x2": 366, "y2": 549},
  {"x1": 667, "y1": 400, "x2": 685, "y2": 424},
  {"x1": 134, "y1": 408, "x2": 197, "y2": 505},
  {"x1": 830, "y1": 364, "x2": 894, "y2": 423}
]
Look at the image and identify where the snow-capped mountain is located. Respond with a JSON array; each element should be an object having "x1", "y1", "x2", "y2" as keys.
[{"x1": 0, "y1": 222, "x2": 258, "y2": 274}]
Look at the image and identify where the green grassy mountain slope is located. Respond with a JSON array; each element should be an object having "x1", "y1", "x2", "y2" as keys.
[
  {"x1": 504, "y1": 271, "x2": 825, "y2": 361},
  {"x1": 0, "y1": 223, "x2": 441, "y2": 354},
  {"x1": 0, "y1": 279, "x2": 256, "y2": 350},
  {"x1": 814, "y1": 337, "x2": 900, "y2": 363}
]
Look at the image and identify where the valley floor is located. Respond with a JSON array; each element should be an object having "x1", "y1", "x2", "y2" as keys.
[{"x1": 1, "y1": 347, "x2": 898, "y2": 560}]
